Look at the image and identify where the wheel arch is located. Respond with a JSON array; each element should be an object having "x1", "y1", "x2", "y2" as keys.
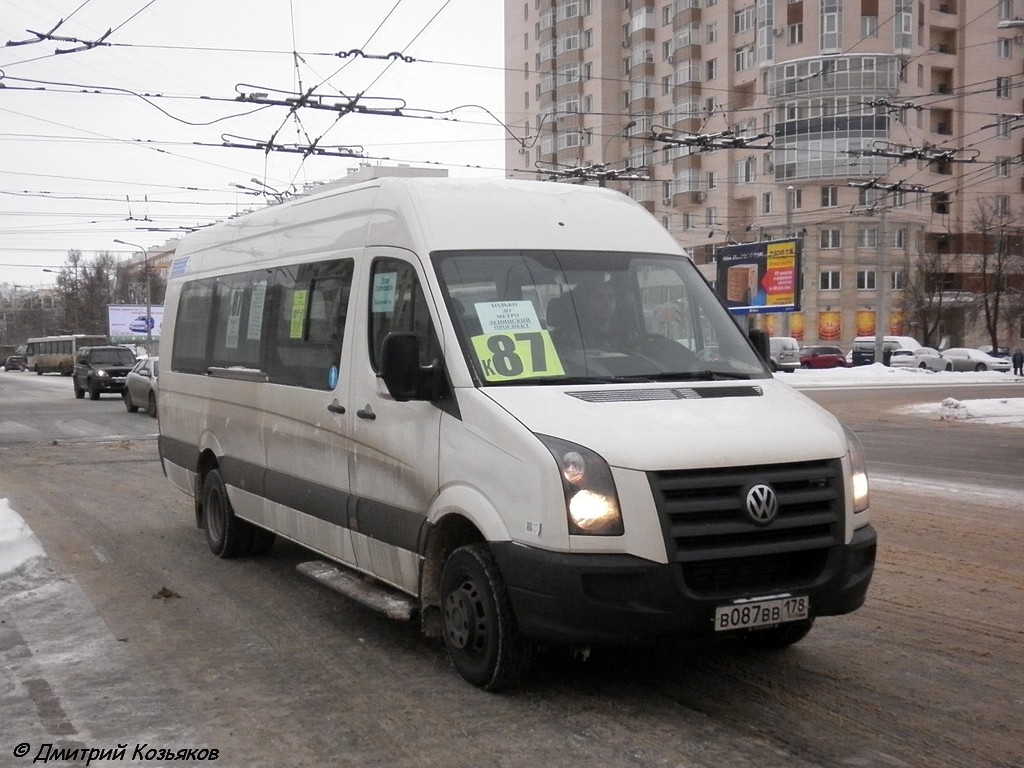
[{"x1": 419, "y1": 512, "x2": 487, "y2": 638}]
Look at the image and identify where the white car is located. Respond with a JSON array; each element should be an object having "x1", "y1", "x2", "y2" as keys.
[
  {"x1": 888, "y1": 347, "x2": 951, "y2": 372},
  {"x1": 942, "y1": 347, "x2": 1012, "y2": 373}
]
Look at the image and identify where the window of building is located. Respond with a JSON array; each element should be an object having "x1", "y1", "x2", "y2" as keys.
[
  {"x1": 997, "y1": 76, "x2": 1012, "y2": 98},
  {"x1": 997, "y1": 156, "x2": 1010, "y2": 176},
  {"x1": 788, "y1": 23, "x2": 803, "y2": 45},
  {"x1": 856, "y1": 270, "x2": 876, "y2": 290},
  {"x1": 997, "y1": 116, "x2": 1013, "y2": 138},
  {"x1": 762, "y1": 192, "x2": 773, "y2": 213},
  {"x1": 821, "y1": 9, "x2": 841, "y2": 51},
  {"x1": 999, "y1": 0, "x2": 1012, "y2": 20},
  {"x1": 734, "y1": 4, "x2": 756, "y2": 34},
  {"x1": 820, "y1": 229, "x2": 841, "y2": 249},
  {"x1": 707, "y1": 171, "x2": 718, "y2": 190},
  {"x1": 891, "y1": 270, "x2": 905, "y2": 290},
  {"x1": 706, "y1": 58, "x2": 718, "y2": 80},
  {"x1": 820, "y1": 270, "x2": 841, "y2": 290},
  {"x1": 998, "y1": 38, "x2": 1012, "y2": 59},
  {"x1": 788, "y1": 187, "x2": 802, "y2": 210},
  {"x1": 893, "y1": 229, "x2": 907, "y2": 249},
  {"x1": 857, "y1": 227, "x2": 878, "y2": 248},
  {"x1": 821, "y1": 186, "x2": 839, "y2": 207},
  {"x1": 706, "y1": 22, "x2": 718, "y2": 43},
  {"x1": 706, "y1": 207, "x2": 718, "y2": 226},
  {"x1": 997, "y1": 195, "x2": 1010, "y2": 216},
  {"x1": 861, "y1": 15, "x2": 878, "y2": 37}
]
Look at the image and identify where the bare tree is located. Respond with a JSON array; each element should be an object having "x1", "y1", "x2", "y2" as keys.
[
  {"x1": 902, "y1": 247, "x2": 952, "y2": 348},
  {"x1": 969, "y1": 200, "x2": 1023, "y2": 351}
]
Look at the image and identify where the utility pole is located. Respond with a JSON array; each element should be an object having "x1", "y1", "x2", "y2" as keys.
[
  {"x1": 874, "y1": 205, "x2": 889, "y2": 365},
  {"x1": 114, "y1": 239, "x2": 152, "y2": 354}
]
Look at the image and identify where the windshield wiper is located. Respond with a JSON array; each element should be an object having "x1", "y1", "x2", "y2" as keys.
[{"x1": 667, "y1": 370, "x2": 754, "y2": 381}]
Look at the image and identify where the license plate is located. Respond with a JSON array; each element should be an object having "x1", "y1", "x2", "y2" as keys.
[{"x1": 714, "y1": 595, "x2": 809, "y2": 632}]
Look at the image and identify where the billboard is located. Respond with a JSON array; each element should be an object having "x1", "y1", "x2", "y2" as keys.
[
  {"x1": 108, "y1": 304, "x2": 164, "y2": 341},
  {"x1": 715, "y1": 238, "x2": 801, "y2": 315}
]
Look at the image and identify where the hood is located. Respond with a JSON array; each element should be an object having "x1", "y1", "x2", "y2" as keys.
[{"x1": 479, "y1": 379, "x2": 847, "y2": 472}]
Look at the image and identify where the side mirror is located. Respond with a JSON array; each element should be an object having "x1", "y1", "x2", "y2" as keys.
[
  {"x1": 748, "y1": 328, "x2": 770, "y2": 364},
  {"x1": 379, "y1": 332, "x2": 422, "y2": 402}
]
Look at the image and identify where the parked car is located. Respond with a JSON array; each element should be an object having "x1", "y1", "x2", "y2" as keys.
[
  {"x1": 888, "y1": 347, "x2": 951, "y2": 372},
  {"x1": 977, "y1": 344, "x2": 1010, "y2": 359},
  {"x1": 798, "y1": 345, "x2": 847, "y2": 369},
  {"x1": 123, "y1": 356, "x2": 159, "y2": 417},
  {"x1": 72, "y1": 345, "x2": 137, "y2": 400},
  {"x1": 3, "y1": 355, "x2": 28, "y2": 371},
  {"x1": 942, "y1": 347, "x2": 1012, "y2": 372},
  {"x1": 768, "y1": 336, "x2": 800, "y2": 372},
  {"x1": 850, "y1": 335, "x2": 921, "y2": 366}
]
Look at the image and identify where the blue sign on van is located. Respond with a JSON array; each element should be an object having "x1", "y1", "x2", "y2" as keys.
[{"x1": 328, "y1": 366, "x2": 339, "y2": 389}]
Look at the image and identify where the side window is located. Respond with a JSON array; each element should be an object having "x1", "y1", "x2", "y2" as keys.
[
  {"x1": 267, "y1": 259, "x2": 354, "y2": 389},
  {"x1": 210, "y1": 273, "x2": 265, "y2": 370},
  {"x1": 172, "y1": 279, "x2": 216, "y2": 374},
  {"x1": 368, "y1": 258, "x2": 439, "y2": 371}
]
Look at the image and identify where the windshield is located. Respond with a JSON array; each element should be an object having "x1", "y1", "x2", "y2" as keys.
[
  {"x1": 434, "y1": 249, "x2": 769, "y2": 385},
  {"x1": 90, "y1": 348, "x2": 137, "y2": 365}
]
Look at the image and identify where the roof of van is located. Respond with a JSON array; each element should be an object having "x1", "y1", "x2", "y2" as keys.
[{"x1": 171, "y1": 177, "x2": 685, "y2": 275}]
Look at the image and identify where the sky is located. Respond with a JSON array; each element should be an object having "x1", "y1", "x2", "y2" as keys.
[{"x1": 0, "y1": 0, "x2": 506, "y2": 288}]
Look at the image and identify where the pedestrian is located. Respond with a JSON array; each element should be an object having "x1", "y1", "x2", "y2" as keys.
[{"x1": 1012, "y1": 348, "x2": 1024, "y2": 377}]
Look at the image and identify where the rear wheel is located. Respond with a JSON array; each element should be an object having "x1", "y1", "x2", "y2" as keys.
[
  {"x1": 440, "y1": 543, "x2": 531, "y2": 690},
  {"x1": 744, "y1": 618, "x2": 814, "y2": 650},
  {"x1": 74, "y1": 380, "x2": 85, "y2": 399},
  {"x1": 975, "y1": 363, "x2": 986, "y2": 372},
  {"x1": 202, "y1": 468, "x2": 254, "y2": 558},
  {"x1": 124, "y1": 389, "x2": 138, "y2": 412},
  {"x1": 147, "y1": 392, "x2": 157, "y2": 418}
]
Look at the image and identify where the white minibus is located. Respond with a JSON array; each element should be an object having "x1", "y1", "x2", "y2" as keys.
[{"x1": 159, "y1": 177, "x2": 876, "y2": 689}]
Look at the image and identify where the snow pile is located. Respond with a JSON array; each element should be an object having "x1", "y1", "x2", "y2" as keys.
[
  {"x1": 938, "y1": 397, "x2": 1024, "y2": 426},
  {"x1": 0, "y1": 498, "x2": 45, "y2": 577}
]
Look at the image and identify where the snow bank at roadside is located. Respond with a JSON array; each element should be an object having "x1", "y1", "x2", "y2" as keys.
[{"x1": 0, "y1": 498, "x2": 46, "y2": 577}]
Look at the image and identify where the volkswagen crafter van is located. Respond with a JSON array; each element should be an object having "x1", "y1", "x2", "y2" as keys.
[{"x1": 158, "y1": 177, "x2": 876, "y2": 690}]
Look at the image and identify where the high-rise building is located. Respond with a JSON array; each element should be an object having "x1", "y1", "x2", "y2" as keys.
[{"x1": 505, "y1": 0, "x2": 1024, "y2": 351}]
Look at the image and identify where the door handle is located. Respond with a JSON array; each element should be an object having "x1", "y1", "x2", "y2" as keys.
[
  {"x1": 327, "y1": 400, "x2": 345, "y2": 415},
  {"x1": 356, "y1": 405, "x2": 376, "y2": 421}
]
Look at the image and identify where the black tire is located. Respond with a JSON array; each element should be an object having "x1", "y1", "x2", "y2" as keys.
[
  {"x1": 74, "y1": 380, "x2": 85, "y2": 399},
  {"x1": 147, "y1": 392, "x2": 157, "y2": 418},
  {"x1": 89, "y1": 381, "x2": 100, "y2": 400},
  {"x1": 975, "y1": 363, "x2": 986, "y2": 372},
  {"x1": 945, "y1": 363, "x2": 953, "y2": 372},
  {"x1": 440, "y1": 543, "x2": 531, "y2": 691},
  {"x1": 743, "y1": 618, "x2": 814, "y2": 650},
  {"x1": 918, "y1": 362, "x2": 927, "y2": 369},
  {"x1": 202, "y1": 468, "x2": 254, "y2": 558},
  {"x1": 124, "y1": 390, "x2": 138, "y2": 413}
]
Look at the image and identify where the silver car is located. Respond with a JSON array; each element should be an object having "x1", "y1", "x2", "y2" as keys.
[
  {"x1": 942, "y1": 348, "x2": 1011, "y2": 373},
  {"x1": 888, "y1": 347, "x2": 951, "y2": 372},
  {"x1": 123, "y1": 356, "x2": 159, "y2": 417}
]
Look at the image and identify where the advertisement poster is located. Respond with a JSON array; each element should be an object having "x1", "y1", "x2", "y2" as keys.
[
  {"x1": 715, "y1": 238, "x2": 801, "y2": 315},
  {"x1": 108, "y1": 305, "x2": 164, "y2": 342}
]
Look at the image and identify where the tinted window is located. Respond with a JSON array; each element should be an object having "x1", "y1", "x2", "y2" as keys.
[{"x1": 368, "y1": 257, "x2": 439, "y2": 371}]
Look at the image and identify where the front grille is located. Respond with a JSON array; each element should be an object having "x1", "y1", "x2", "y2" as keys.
[{"x1": 647, "y1": 459, "x2": 844, "y2": 596}]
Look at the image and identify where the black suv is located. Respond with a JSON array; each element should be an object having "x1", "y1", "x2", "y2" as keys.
[{"x1": 73, "y1": 346, "x2": 137, "y2": 400}]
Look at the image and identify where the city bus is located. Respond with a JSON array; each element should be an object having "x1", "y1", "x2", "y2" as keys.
[{"x1": 26, "y1": 334, "x2": 107, "y2": 375}]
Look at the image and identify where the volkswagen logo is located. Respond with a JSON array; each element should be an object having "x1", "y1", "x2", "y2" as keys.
[{"x1": 745, "y1": 484, "x2": 778, "y2": 525}]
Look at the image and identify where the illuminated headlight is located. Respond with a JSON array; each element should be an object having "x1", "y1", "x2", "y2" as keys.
[
  {"x1": 95, "y1": 370, "x2": 109, "y2": 378},
  {"x1": 843, "y1": 423, "x2": 870, "y2": 513},
  {"x1": 537, "y1": 435, "x2": 623, "y2": 536}
]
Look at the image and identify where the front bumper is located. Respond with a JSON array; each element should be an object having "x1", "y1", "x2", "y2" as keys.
[{"x1": 491, "y1": 524, "x2": 876, "y2": 645}]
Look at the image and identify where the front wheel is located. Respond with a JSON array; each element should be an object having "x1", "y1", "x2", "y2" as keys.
[
  {"x1": 202, "y1": 468, "x2": 254, "y2": 558},
  {"x1": 124, "y1": 390, "x2": 138, "y2": 412},
  {"x1": 743, "y1": 618, "x2": 814, "y2": 650},
  {"x1": 74, "y1": 380, "x2": 85, "y2": 399},
  {"x1": 440, "y1": 543, "x2": 531, "y2": 691},
  {"x1": 89, "y1": 381, "x2": 100, "y2": 400},
  {"x1": 975, "y1": 363, "x2": 986, "y2": 372}
]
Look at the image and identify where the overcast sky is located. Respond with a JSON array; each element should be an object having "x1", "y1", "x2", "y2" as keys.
[{"x1": 0, "y1": 0, "x2": 506, "y2": 288}]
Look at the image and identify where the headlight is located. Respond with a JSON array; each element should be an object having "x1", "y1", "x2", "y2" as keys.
[
  {"x1": 537, "y1": 435, "x2": 623, "y2": 536},
  {"x1": 95, "y1": 369, "x2": 109, "y2": 378},
  {"x1": 843, "y1": 423, "x2": 870, "y2": 513}
]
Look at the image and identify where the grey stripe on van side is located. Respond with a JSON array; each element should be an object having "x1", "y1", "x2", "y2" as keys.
[{"x1": 159, "y1": 436, "x2": 424, "y2": 555}]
